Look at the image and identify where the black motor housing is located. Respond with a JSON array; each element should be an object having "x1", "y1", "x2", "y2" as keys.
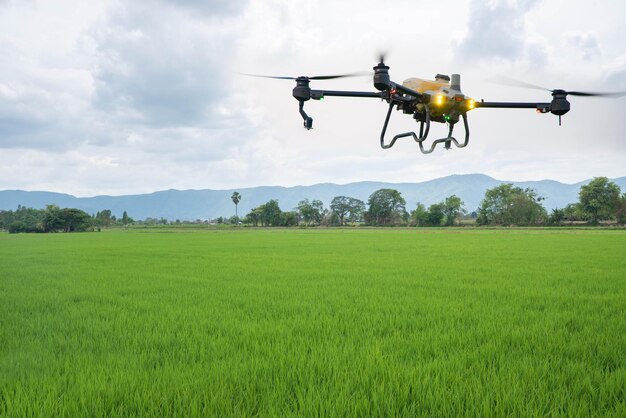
[
  {"x1": 373, "y1": 63, "x2": 391, "y2": 91},
  {"x1": 550, "y1": 90, "x2": 570, "y2": 116},
  {"x1": 292, "y1": 77, "x2": 311, "y2": 101}
]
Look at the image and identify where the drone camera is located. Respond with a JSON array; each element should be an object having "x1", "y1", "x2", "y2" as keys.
[{"x1": 304, "y1": 117, "x2": 313, "y2": 130}]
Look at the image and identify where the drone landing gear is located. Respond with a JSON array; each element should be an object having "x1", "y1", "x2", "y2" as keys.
[{"x1": 379, "y1": 102, "x2": 470, "y2": 154}]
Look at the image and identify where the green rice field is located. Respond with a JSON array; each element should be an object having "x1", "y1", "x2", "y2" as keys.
[{"x1": 1, "y1": 228, "x2": 625, "y2": 416}]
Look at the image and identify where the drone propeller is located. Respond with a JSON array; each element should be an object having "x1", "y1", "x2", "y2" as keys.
[
  {"x1": 490, "y1": 76, "x2": 626, "y2": 97},
  {"x1": 564, "y1": 90, "x2": 626, "y2": 97},
  {"x1": 239, "y1": 72, "x2": 368, "y2": 81}
]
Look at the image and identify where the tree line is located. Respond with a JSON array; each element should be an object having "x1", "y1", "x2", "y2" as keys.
[
  {"x1": 234, "y1": 189, "x2": 469, "y2": 227},
  {"x1": 2, "y1": 177, "x2": 624, "y2": 233},
  {"x1": 232, "y1": 176, "x2": 625, "y2": 227},
  {"x1": 476, "y1": 177, "x2": 625, "y2": 226},
  {"x1": 0, "y1": 205, "x2": 134, "y2": 233}
]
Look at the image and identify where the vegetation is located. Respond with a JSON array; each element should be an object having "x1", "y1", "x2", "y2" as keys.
[
  {"x1": 0, "y1": 205, "x2": 46, "y2": 233},
  {"x1": 365, "y1": 188, "x2": 407, "y2": 226},
  {"x1": 296, "y1": 199, "x2": 325, "y2": 226},
  {"x1": 330, "y1": 196, "x2": 365, "y2": 226},
  {"x1": 0, "y1": 205, "x2": 94, "y2": 233},
  {"x1": 1, "y1": 228, "x2": 624, "y2": 416},
  {"x1": 244, "y1": 199, "x2": 283, "y2": 226},
  {"x1": 442, "y1": 195, "x2": 465, "y2": 226},
  {"x1": 95, "y1": 209, "x2": 114, "y2": 227},
  {"x1": 3, "y1": 178, "x2": 626, "y2": 232},
  {"x1": 411, "y1": 195, "x2": 466, "y2": 227},
  {"x1": 578, "y1": 177, "x2": 621, "y2": 224},
  {"x1": 231, "y1": 191, "x2": 241, "y2": 218},
  {"x1": 617, "y1": 194, "x2": 626, "y2": 225},
  {"x1": 477, "y1": 184, "x2": 547, "y2": 226}
]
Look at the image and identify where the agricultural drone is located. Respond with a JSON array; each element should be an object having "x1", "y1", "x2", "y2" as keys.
[{"x1": 244, "y1": 56, "x2": 625, "y2": 154}]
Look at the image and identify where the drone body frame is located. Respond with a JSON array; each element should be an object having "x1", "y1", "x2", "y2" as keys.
[{"x1": 245, "y1": 58, "x2": 622, "y2": 154}]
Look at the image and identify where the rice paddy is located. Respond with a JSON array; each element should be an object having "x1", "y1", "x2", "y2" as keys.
[{"x1": 1, "y1": 228, "x2": 625, "y2": 416}]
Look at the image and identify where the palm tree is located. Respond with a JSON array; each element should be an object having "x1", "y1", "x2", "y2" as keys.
[{"x1": 231, "y1": 192, "x2": 241, "y2": 218}]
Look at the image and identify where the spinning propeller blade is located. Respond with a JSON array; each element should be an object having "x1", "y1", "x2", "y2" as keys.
[
  {"x1": 239, "y1": 72, "x2": 368, "y2": 81},
  {"x1": 565, "y1": 90, "x2": 626, "y2": 97},
  {"x1": 490, "y1": 76, "x2": 626, "y2": 97}
]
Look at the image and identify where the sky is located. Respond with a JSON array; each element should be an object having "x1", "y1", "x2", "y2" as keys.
[{"x1": 1, "y1": 0, "x2": 625, "y2": 196}]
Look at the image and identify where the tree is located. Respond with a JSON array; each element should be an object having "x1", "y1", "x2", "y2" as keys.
[
  {"x1": 320, "y1": 210, "x2": 340, "y2": 226},
  {"x1": 43, "y1": 206, "x2": 91, "y2": 232},
  {"x1": 3, "y1": 205, "x2": 95, "y2": 233},
  {"x1": 244, "y1": 207, "x2": 263, "y2": 226},
  {"x1": 95, "y1": 209, "x2": 113, "y2": 227},
  {"x1": 260, "y1": 199, "x2": 282, "y2": 226},
  {"x1": 442, "y1": 195, "x2": 465, "y2": 226},
  {"x1": 426, "y1": 203, "x2": 445, "y2": 226},
  {"x1": 578, "y1": 177, "x2": 621, "y2": 224},
  {"x1": 562, "y1": 203, "x2": 584, "y2": 223},
  {"x1": 548, "y1": 208, "x2": 565, "y2": 225},
  {"x1": 0, "y1": 210, "x2": 13, "y2": 230},
  {"x1": 231, "y1": 192, "x2": 241, "y2": 218},
  {"x1": 6, "y1": 206, "x2": 45, "y2": 233},
  {"x1": 617, "y1": 194, "x2": 626, "y2": 225},
  {"x1": 477, "y1": 184, "x2": 547, "y2": 226},
  {"x1": 346, "y1": 199, "x2": 365, "y2": 224},
  {"x1": 281, "y1": 211, "x2": 298, "y2": 227},
  {"x1": 59, "y1": 208, "x2": 92, "y2": 232},
  {"x1": 411, "y1": 203, "x2": 429, "y2": 226},
  {"x1": 366, "y1": 189, "x2": 406, "y2": 226},
  {"x1": 616, "y1": 194, "x2": 626, "y2": 225},
  {"x1": 330, "y1": 196, "x2": 365, "y2": 226},
  {"x1": 121, "y1": 211, "x2": 133, "y2": 226},
  {"x1": 43, "y1": 205, "x2": 64, "y2": 232},
  {"x1": 297, "y1": 199, "x2": 324, "y2": 226}
]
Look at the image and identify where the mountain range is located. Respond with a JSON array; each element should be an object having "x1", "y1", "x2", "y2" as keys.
[{"x1": 2, "y1": 174, "x2": 625, "y2": 221}]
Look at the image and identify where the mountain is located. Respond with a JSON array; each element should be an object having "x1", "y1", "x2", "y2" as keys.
[{"x1": 2, "y1": 174, "x2": 625, "y2": 220}]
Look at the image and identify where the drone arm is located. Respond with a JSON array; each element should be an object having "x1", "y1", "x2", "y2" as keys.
[
  {"x1": 310, "y1": 90, "x2": 384, "y2": 99},
  {"x1": 476, "y1": 101, "x2": 550, "y2": 109},
  {"x1": 389, "y1": 82, "x2": 423, "y2": 99},
  {"x1": 299, "y1": 90, "x2": 386, "y2": 130}
]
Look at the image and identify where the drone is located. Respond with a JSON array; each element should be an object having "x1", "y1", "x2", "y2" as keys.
[{"x1": 244, "y1": 56, "x2": 625, "y2": 154}]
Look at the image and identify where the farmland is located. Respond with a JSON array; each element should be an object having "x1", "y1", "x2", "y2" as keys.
[{"x1": 1, "y1": 228, "x2": 625, "y2": 416}]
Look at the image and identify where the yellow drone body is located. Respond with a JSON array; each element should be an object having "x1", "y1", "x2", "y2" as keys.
[{"x1": 402, "y1": 74, "x2": 475, "y2": 118}]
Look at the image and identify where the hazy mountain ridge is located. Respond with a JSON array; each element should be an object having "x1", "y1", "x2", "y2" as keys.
[{"x1": 2, "y1": 174, "x2": 625, "y2": 221}]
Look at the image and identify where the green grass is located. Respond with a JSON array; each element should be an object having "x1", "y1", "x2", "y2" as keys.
[{"x1": 1, "y1": 229, "x2": 625, "y2": 417}]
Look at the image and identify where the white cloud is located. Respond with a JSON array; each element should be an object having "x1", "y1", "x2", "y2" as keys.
[
  {"x1": 603, "y1": 54, "x2": 626, "y2": 89},
  {"x1": 0, "y1": 0, "x2": 625, "y2": 196},
  {"x1": 564, "y1": 31, "x2": 601, "y2": 61},
  {"x1": 454, "y1": 0, "x2": 542, "y2": 64},
  {"x1": 90, "y1": 2, "x2": 242, "y2": 128}
]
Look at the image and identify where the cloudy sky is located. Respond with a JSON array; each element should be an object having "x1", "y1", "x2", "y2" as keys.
[{"x1": 1, "y1": 0, "x2": 625, "y2": 196}]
